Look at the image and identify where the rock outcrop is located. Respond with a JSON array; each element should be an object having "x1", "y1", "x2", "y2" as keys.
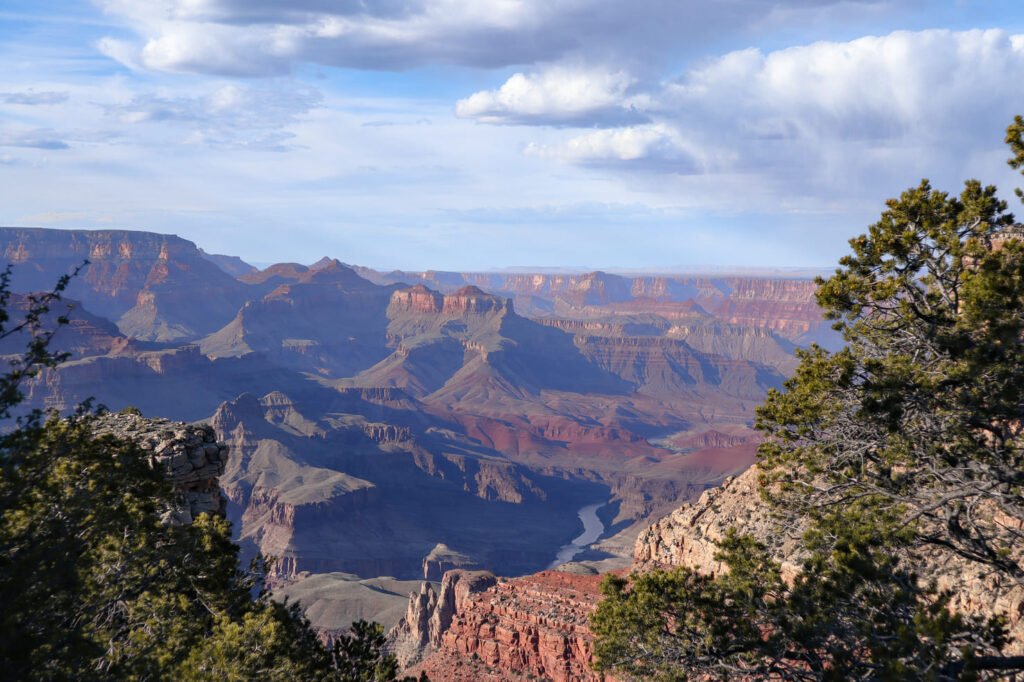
[
  {"x1": 397, "y1": 570, "x2": 605, "y2": 682},
  {"x1": 422, "y1": 543, "x2": 482, "y2": 581},
  {"x1": 633, "y1": 465, "x2": 1024, "y2": 652},
  {"x1": 390, "y1": 569, "x2": 498, "y2": 668},
  {"x1": 90, "y1": 410, "x2": 228, "y2": 524}
]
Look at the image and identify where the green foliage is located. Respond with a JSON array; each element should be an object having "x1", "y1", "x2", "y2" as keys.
[
  {"x1": 177, "y1": 602, "x2": 335, "y2": 681},
  {"x1": 592, "y1": 119, "x2": 1024, "y2": 679},
  {"x1": 1006, "y1": 114, "x2": 1024, "y2": 202},
  {"x1": 0, "y1": 271, "x2": 418, "y2": 680},
  {"x1": 592, "y1": 522, "x2": 999, "y2": 681},
  {"x1": 331, "y1": 620, "x2": 412, "y2": 682},
  {"x1": 756, "y1": 174, "x2": 1024, "y2": 579}
]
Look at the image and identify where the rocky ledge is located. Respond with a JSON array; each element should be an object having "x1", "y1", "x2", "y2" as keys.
[
  {"x1": 393, "y1": 570, "x2": 607, "y2": 682},
  {"x1": 633, "y1": 465, "x2": 1024, "y2": 653},
  {"x1": 90, "y1": 410, "x2": 228, "y2": 524},
  {"x1": 399, "y1": 465, "x2": 1024, "y2": 681}
]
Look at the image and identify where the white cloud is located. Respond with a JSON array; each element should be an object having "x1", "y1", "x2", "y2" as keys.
[
  {"x1": 517, "y1": 29, "x2": 1024, "y2": 198},
  {"x1": 94, "y1": 0, "x2": 878, "y2": 76},
  {"x1": 455, "y1": 67, "x2": 648, "y2": 125},
  {"x1": 662, "y1": 28, "x2": 1024, "y2": 144},
  {"x1": 528, "y1": 124, "x2": 684, "y2": 161},
  {"x1": 96, "y1": 37, "x2": 145, "y2": 71},
  {"x1": 8, "y1": 7, "x2": 1024, "y2": 271}
]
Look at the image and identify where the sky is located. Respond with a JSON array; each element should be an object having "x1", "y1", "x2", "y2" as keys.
[{"x1": 2, "y1": 1, "x2": 1024, "y2": 271}]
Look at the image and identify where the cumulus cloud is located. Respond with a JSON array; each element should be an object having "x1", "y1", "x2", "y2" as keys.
[
  {"x1": 662, "y1": 29, "x2": 1024, "y2": 145},
  {"x1": 95, "y1": 0, "x2": 878, "y2": 76},
  {"x1": 455, "y1": 67, "x2": 648, "y2": 126},
  {"x1": 527, "y1": 124, "x2": 697, "y2": 167},
  {"x1": 524, "y1": 29, "x2": 1024, "y2": 194}
]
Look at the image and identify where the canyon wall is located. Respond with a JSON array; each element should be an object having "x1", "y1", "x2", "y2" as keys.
[
  {"x1": 359, "y1": 267, "x2": 838, "y2": 350},
  {"x1": 0, "y1": 228, "x2": 251, "y2": 341},
  {"x1": 633, "y1": 466, "x2": 1024, "y2": 653},
  {"x1": 394, "y1": 569, "x2": 607, "y2": 682}
]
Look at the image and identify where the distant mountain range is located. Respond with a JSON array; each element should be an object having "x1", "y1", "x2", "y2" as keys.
[{"x1": 0, "y1": 226, "x2": 838, "y2": 596}]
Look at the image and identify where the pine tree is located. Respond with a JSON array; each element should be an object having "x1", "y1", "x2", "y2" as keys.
[{"x1": 592, "y1": 119, "x2": 1024, "y2": 680}]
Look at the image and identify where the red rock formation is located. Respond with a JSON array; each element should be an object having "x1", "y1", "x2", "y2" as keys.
[
  {"x1": 364, "y1": 268, "x2": 839, "y2": 348},
  {"x1": 403, "y1": 570, "x2": 607, "y2": 682},
  {"x1": 442, "y1": 286, "x2": 512, "y2": 316},
  {"x1": 0, "y1": 227, "x2": 251, "y2": 341},
  {"x1": 390, "y1": 570, "x2": 498, "y2": 667},
  {"x1": 389, "y1": 285, "x2": 444, "y2": 314}
]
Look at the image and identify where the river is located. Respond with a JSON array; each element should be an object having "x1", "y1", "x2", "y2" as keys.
[{"x1": 547, "y1": 502, "x2": 605, "y2": 569}]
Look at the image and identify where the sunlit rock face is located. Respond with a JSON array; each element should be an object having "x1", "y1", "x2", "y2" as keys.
[
  {"x1": 398, "y1": 569, "x2": 608, "y2": 682},
  {"x1": 633, "y1": 465, "x2": 1024, "y2": 654},
  {"x1": 0, "y1": 228, "x2": 251, "y2": 342},
  {"x1": 91, "y1": 411, "x2": 228, "y2": 524}
]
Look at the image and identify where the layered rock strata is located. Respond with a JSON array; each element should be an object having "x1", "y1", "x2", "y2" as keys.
[
  {"x1": 0, "y1": 227, "x2": 251, "y2": 341},
  {"x1": 390, "y1": 569, "x2": 498, "y2": 668},
  {"x1": 633, "y1": 467, "x2": 802, "y2": 579},
  {"x1": 633, "y1": 465, "x2": 1024, "y2": 652},
  {"x1": 395, "y1": 570, "x2": 605, "y2": 682},
  {"x1": 90, "y1": 411, "x2": 228, "y2": 524}
]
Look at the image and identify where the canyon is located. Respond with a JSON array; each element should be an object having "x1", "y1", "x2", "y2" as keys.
[
  {"x1": 397, "y1": 467, "x2": 1024, "y2": 681},
  {"x1": 0, "y1": 226, "x2": 836, "y2": 653}
]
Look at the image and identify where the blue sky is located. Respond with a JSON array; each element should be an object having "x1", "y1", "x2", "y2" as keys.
[{"x1": 2, "y1": 1, "x2": 1024, "y2": 270}]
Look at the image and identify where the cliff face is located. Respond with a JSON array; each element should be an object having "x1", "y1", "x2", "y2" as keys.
[
  {"x1": 632, "y1": 465, "x2": 1024, "y2": 653},
  {"x1": 574, "y1": 334, "x2": 784, "y2": 399},
  {"x1": 90, "y1": 411, "x2": 228, "y2": 524},
  {"x1": 0, "y1": 294, "x2": 125, "y2": 360},
  {"x1": 363, "y1": 268, "x2": 838, "y2": 349},
  {"x1": 211, "y1": 390, "x2": 599, "y2": 583},
  {"x1": 408, "y1": 467, "x2": 1024, "y2": 681},
  {"x1": 0, "y1": 228, "x2": 251, "y2": 341},
  {"x1": 396, "y1": 570, "x2": 605, "y2": 682},
  {"x1": 633, "y1": 467, "x2": 801, "y2": 579},
  {"x1": 390, "y1": 569, "x2": 498, "y2": 668}
]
